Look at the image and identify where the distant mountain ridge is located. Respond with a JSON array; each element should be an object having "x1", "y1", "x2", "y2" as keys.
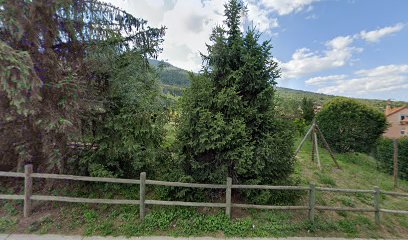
[
  {"x1": 149, "y1": 60, "x2": 406, "y2": 111},
  {"x1": 149, "y1": 59, "x2": 190, "y2": 95}
]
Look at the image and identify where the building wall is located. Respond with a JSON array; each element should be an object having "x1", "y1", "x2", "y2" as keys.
[{"x1": 383, "y1": 108, "x2": 408, "y2": 139}]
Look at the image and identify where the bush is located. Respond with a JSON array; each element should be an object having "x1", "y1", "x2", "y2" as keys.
[
  {"x1": 375, "y1": 137, "x2": 408, "y2": 180},
  {"x1": 316, "y1": 97, "x2": 387, "y2": 153}
]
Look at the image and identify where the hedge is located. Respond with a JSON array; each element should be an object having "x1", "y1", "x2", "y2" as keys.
[
  {"x1": 316, "y1": 97, "x2": 387, "y2": 153},
  {"x1": 375, "y1": 137, "x2": 408, "y2": 180}
]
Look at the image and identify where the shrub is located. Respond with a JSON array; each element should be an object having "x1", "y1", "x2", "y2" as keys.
[
  {"x1": 316, "y1": 97, "x2": 387, "y2": 153},
  {"x1": 375, "y1": 137, "x2": 408, "y2": 180}
]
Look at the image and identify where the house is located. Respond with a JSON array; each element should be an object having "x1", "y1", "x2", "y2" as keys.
[{"x1": 383, "y1": 100, "x2": 408, "y2": 139}]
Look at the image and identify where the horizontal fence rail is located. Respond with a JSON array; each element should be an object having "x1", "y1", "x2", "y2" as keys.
[
  {"x1": 31, "y1": 173, "x2": 141, "y2": 184},
  {"x1": 0, "y1": 164, "x2": 408, "y2": 224},
  {"x1": 316, "y1": 187, "x2": 375, "y2": 194},
  {"x1": 31, "y1": 195, "x2": 140, "y2": 205},
  {"x1": 145, "y1": 180, "x2": 225, "y2": 189}
]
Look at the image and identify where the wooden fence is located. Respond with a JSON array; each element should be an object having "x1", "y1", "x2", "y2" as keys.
[{"x1": 1, "y1": 164, "x2": 408, "y2": 224}]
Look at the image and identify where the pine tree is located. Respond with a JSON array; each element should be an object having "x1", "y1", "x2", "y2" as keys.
[
  {"x1": 178, "y1": 0, "x2": 295, "y2": 203},
  {"x1": 301, "y1": 97, "x2": 315, "y2": 124},
  {"x1": 0, "y1": 0, "x2": 165, "y2": 172}
]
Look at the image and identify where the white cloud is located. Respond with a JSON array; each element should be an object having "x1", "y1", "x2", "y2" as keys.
[
  {"x1": 305, "y1": 74, "x2": 347, "y2": 86},
  {"x1": 102, "y1": 0, "x2": 286, "y2": 71},
  {"x1": 280, "y1": 35, "x2": 360, "y2": 79},
  {"x1": 245, "y1": 2, "x2": 279, "y2": 33},
  {"x1": 101, "y1": 0, "x2": 226, "y2": 71},
  {"x1": 355, "y1": 64, "x2": 408, "y2": 77},
  {"x1": 244, "y1": 0, "x2": 317, "y2": 34},
  {"x1": 315, "y1": 64, "x2": 408, "y2": 95},
  {"x1": 281, "y1": 22, "x2": 405, "y2": 80},
  {"x1": 260, "y1": 0, "x2": 319, "y2": 15},
  {"x1": 360, "y1": 23, "x2": 405, "y2": 43}
]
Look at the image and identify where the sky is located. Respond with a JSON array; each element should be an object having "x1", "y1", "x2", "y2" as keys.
[{"x1": 101, "y1": 0, "x2": 408, "y2": 101}]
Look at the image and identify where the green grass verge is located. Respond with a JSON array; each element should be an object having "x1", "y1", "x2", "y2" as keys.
[{"x1": 1, "y1": 138, "x2": 408, "y2": 237}]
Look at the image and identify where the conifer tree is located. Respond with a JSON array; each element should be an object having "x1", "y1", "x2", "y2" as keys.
[
  {"x1": 178, "y1": 0, "x2": 295, "y2": 202},
  {"x1": 0, "y1": 0, "x2": 165, "y2": 172},
  {"x1": 301, "y1": 97, "x2": 315, "y2": 124}
]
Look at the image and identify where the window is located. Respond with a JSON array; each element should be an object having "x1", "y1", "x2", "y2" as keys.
[
  {"x1": 401, "y1": 114, "x2": 408, "y2": 121},
  {"x1": 402, "y1": 127, "x2": 406, "y2": 135}
]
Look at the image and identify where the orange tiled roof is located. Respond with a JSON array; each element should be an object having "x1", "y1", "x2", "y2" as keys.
[{"x1": 387, "y1": 106, "x2": 408, "y2": 117}]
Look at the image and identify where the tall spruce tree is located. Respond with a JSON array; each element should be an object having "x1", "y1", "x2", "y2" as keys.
[
  {"x1": 0, "y1": 0, "x2": 165, "y2": 172},
  {"x1": 178, "y1": 0, "x2": 295, "y2": 202}
]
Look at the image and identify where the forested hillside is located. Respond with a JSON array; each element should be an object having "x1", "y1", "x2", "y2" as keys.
[
  {"x1": 149, "y1": 59, "x2": 190, "y2": 96},
  {"x1": 151, "y1": 60, "x2": 407, "y2": 113}
]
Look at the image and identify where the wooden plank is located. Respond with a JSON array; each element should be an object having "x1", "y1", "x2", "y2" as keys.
[
  {"x1": 311, "y1": 128, "x2": 315, "y2": 163},
  {"x1": 0, "y1": 171, "x2": 25, "y2": 178},
  {"x1": 313, "y1": 130, "x2": 321, "y2": 170},
  {"x1": 294, "y1": 124, "x2": 314, "y2": 156},
  {"x1": 393, "y1": 139, "x2": 399, "y2": 189},
  {"x1": 31, "y1": 173, "x2": 140, "y2": 184},
  {"x1": 315, "y1": 125, "x2": 341, "y2": 169},
  {"x1": 31, "y1": 195, "x2": 140, "y2": 205},
  {"x1": 145, "y1": 180, "x2": 225, "y2": 189},
  {"x1": 225, "y1": 177, "x2": 232, "y2": 218},
  {"x1": 232, "y1": 185, "x2": 309, "y2": 190},
  {"x1": 315, "y1": 206, "x2": 375, "y2": 212},
  {"x1": 374, "y1": 186, "x2": 381, "y2": 224},
  {"x1": 316, "y1": 187, "x2": 374, "y2": 194},
  {"x1": 232, "y1": 203, "x2": 308, "y2": 210},
  {"x1": 309, "y1": 183, "x2": 315, "y2": 222},
  {"x1": 381, "y1": 191, "x2": 408, "y2": 197},
  {"x1": 145, "y1": 200, "x2": 226, "y2": 208},
  {"x1": 0, "y1": 194, "x2": 24, "y2": 200},
  {"x1": 140, "y1": 172, "x2": 146, "y2": 220},
  {"x1": 24, "y1": 164, "x2": 33, "y2": 218},
  {"x1": 380, "y1": 209, "x2": 408, "y2": 215}
]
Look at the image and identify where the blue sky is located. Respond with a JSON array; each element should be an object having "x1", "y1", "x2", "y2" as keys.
[{"x1": 103, "y1": 0, "x2": 408, "y2": 101}]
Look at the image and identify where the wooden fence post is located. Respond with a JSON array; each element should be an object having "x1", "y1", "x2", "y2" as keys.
[
  {"x1": 225, "y1": 177, "x2": 232, "y2": 218},
  {"x1": 393, "y1": 139, "x2": 399, "y2": 189},
  {"x1": 313, "y1": 130, "x2": 322, "y2": 170},
  {"x1": 140, "y1": 172, "x2": 146, "y2": 220},
  {"x1": 374, "y1": 186, "x2": 380, "y2": 225},
  {"x1": 24, "y1": 164, "x2": 33, "y2": 218},
  {"x1": 308, "y1": 183, "x2": 316, "y2": 223}
]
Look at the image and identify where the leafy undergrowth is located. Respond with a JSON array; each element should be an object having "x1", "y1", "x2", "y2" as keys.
[{"x1": 1, "y1": 139, "x2": 408, "y2": 238}]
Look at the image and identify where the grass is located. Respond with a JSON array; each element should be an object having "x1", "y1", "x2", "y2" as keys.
[{"x1": 0, "y1": 138, "x2": 408, "y2": 237}]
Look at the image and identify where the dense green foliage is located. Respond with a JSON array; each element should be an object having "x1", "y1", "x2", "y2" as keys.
[
  {"x1": 317, "y1": 97, "x2": 387, "y2": 153},
  {"x1": 79, "y1": 50, "x2": 168, "y2": 178},
  {"x1": 301, "y1": 97, "x2": 315, "y2": 124},
  {"x1": 0, "y1": 41, "x2": 43, "y2": 170},
  {"x1": 375, "y1": 137, "x2": 408, "y2": 180},
  {"x1": 176, "y1": 0, "x2": 295, "y2": 203},
  {"x1": 0, "y1": 0, "x2": 165, "y2": 172}
]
